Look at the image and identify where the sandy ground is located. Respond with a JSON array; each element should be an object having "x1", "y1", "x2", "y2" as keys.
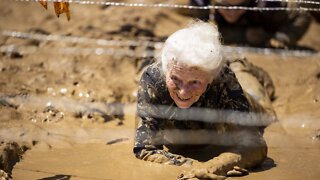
[{"x1": 0, "y1": 0, "x2": 320, "y2": 179}]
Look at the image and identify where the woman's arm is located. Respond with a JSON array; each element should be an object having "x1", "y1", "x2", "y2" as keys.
[
  {"x1": 180, "y1": 126, "x2": 266, "y2": 179},
  {"x1": 212, "y1": 67, "x2": 267, "y2": 171},
  {"x1": 134, "y1": 117, "x2": 192, "y2": 166},
  {"x1": 259, "y1": 6, "x2": 312, "y2": 48},
  {"x1": 204, "y1": 126, "x2": 267, "y2": 174},
  {"x1": 179, "y1": 67, "x2": 267, "y2": 179},
  {"x1": 133, "y1": 64, "x2": 192, "y2": 166},
  {"x1": 272, "y1": 12, "x2": 311, "y2": 47}
]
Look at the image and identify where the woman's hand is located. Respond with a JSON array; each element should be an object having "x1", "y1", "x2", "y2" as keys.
[
  {"x1": 141, "y1": 150, "x2": 194, "y2": 166},
  {"x1": 177, "y1": 164, "x2": 248, "y2": 180},
  {"x1": 177, "y1": 166, "x2": 226, "y2": 180},
  {"x1": 226, "y1": 166, "x2": 249, "y2": 176},
  {"x1": 0, "y1": 170, "x2": 11, "y2": 180},
  {"x1": 177, "y1": 152, "x2": 249, "y2": 179},
  {"x1": 268, "y1": 38, "x2": 288, "y2": 49},
  {"x1": 145, "y1": 153, "x2": 171, "y2": 164}
]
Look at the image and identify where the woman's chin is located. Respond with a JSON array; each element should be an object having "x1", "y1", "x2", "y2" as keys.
[{"x1": 175, "y1": 100, "x2": 193, "y2": 109}]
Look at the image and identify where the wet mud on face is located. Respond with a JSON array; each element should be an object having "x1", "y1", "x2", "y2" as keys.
[{"x1": 1, "y1": 0, "x2": 320, "y2": 179}]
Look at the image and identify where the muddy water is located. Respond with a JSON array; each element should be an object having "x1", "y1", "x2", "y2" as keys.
[
  {"x1": 12, "y1": 142, "x2": 188, "y2": 180},
  {"x1": 10, "y1": 121, "x2": 320, "y2": 180},
  {"x1": 233, "y1": 123, "x2": 320, "y2": 180},
  {"x1": 10, "y1": 114, "x2": 189, "y2": 180},
  {"x1": 13, "y1": 143, "x2": 187, "y2": 180}
]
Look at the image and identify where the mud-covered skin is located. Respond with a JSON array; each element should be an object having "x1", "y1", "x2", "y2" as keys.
[
  {"x1": 0, "y1": 170, "x2": 10, "y2": 180},
  {"x1": 227, "y1": 59, "x2": 275, "y2": 101},
  {"x1": 133, "y1": 59, "x2": 270, "y2": 172},
  {"x1": 228, "y1": 59, "x2": 277, "y2": 132}
]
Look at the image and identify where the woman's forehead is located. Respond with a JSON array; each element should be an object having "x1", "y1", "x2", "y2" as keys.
[
  {"x1": 170, "y1": 60, "x2": 207, "y2": 71},
  {"x1": 171, "y1": 62, "x2": 201, "y2": 72},
  {"x1": 169, "y1": 63, "x2": 211, "y2": 79}
]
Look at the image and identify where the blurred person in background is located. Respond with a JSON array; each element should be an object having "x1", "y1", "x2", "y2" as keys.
[
  {"x1": 296, "y1": 0, "x2": 320, "y2": 23},
  {"x1": 188, "y1": 0, "x2": 312, "y2": 48}
]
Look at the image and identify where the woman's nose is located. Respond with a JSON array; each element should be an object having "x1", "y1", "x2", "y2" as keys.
[{"x1": 178, "y1": 84, "x2": 192, "y2": 96}]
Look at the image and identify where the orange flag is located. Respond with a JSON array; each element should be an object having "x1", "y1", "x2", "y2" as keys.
[
  {"x1": 39, "y1": 1, "x2": 71, "y2": 21},
  {"x1": 53, "y1": 2, "x2": 70, "y2": 21},
  {"x1": 39, "y1": 0, "x2": 48, "y2": 9}
]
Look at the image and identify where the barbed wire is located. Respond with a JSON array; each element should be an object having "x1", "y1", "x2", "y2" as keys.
[
  {"x1": 223, "y1": 46, "x2": 320, "y2": 57},
  {"x1": 0, "y1": 94, "x2": 274, "y2": 127},
  {"x1": 1, "y1": 30, "x2": 163, "y2": 49},
  {"x1": 2, "y1": 43, "x2": 319, "y2": 59},
  {"x1": 2, "y1": 94, "x2": 319, "y2": 144},
  {"x1": 0, "y1": 44, "x2": 157, "y2": 58},
  {"x1": 10, "y1": 0, "x2": 320, "y2": 11},
  {"x1": 2, "y1": 30, "x2": 319, "y2": 58}
]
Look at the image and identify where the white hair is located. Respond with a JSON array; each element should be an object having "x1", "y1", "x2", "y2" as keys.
[{"x1": 161, "y1": 21, "x2": 223, "y2": 74}]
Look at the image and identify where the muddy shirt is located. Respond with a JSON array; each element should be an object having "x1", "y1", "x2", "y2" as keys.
[{"x1": 133, "y1": 61, "x2": 264, "y2": 165}]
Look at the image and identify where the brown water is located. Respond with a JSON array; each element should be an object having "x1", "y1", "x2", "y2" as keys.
[{"x1": 9, "y1": 121, "x2": 320, "y2": 180}]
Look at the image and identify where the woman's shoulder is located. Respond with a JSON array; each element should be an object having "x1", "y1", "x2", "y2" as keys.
[
  {"x1": 138, "y1": 61, "x2": 170, "y2": 104},
  {"x1": 208, "y1": 61, "x2": 243, "y2": 94},
  {"x1": 215, "y1": 63, "x2": 237, "y2": 83},
  {"x1": 140, "y1": 61, "x2": 165, "y2": 84}
]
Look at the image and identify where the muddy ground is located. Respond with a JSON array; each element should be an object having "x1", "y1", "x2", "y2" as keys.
[{"x1": 0, "y1": 0, "x2": 320, "y2": 179}]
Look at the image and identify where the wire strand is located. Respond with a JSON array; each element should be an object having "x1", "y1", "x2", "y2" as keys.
[
  {"x1": 10, "y1": 0, "x2": 320, "y2": 12},
  {"x1": 260, "y1": 0, "x2": 320, "y2": 5},
  {"x1": 1, "y1": 30, "x2": 163, "y2": 49},
  {"x1": 1, "y1": 30, "x2": 319, "y2": 58}
]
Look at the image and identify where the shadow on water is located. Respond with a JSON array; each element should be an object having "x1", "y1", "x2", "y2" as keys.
[
  {"x1": 251, "y1": 157, "x2": 276, "y2": 173},
  {"x1": 15, "y1": 167, "x2": 113, "y2": 180},
  {"x1": 287, "y1": 45, "x2": 318, "y2": 52},
  {"x1": 38, "y1": 174, "x2": 71, "y2": 180}
]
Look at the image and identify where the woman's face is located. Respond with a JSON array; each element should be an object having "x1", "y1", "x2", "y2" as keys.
[
  {"x1": 217, "y1": 0, "x2": 248, "y2": 24},
  {"x1": 166, "y1": 62, "x2": 213, "y2": 109}
]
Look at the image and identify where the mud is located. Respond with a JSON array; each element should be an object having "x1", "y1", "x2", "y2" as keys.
[{"x1": 0, "y1": 0, "x2": 320, "y2": 179}]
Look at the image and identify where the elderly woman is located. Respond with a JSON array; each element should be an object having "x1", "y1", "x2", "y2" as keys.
[{"x1": 134, "y1": 21, "x2": 275, "y2": 179}]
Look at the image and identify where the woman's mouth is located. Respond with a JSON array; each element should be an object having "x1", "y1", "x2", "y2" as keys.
[{"x1": 176, "y1": 93, "x2": 191, "y2": 102}]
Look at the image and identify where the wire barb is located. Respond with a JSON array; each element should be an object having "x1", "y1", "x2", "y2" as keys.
[
  {"x1": 10, "y1": 0, "x2": 320, "y2": 12},
  {"x1": 1, "y1": 30, "x2": 319, "y2": 58}
]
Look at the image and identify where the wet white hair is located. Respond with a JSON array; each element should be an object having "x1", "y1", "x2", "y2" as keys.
[{"x1": 161, "y1": 21, "x2": 223, "y2": 75}]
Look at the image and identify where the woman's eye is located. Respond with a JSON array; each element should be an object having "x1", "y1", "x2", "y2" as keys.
[
  {"x1": 192, "y1": 80, "x2": 200, "y2": 85},
  {"x1": 171, "y1": 76, "x2": 179, "y2": 82}
]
